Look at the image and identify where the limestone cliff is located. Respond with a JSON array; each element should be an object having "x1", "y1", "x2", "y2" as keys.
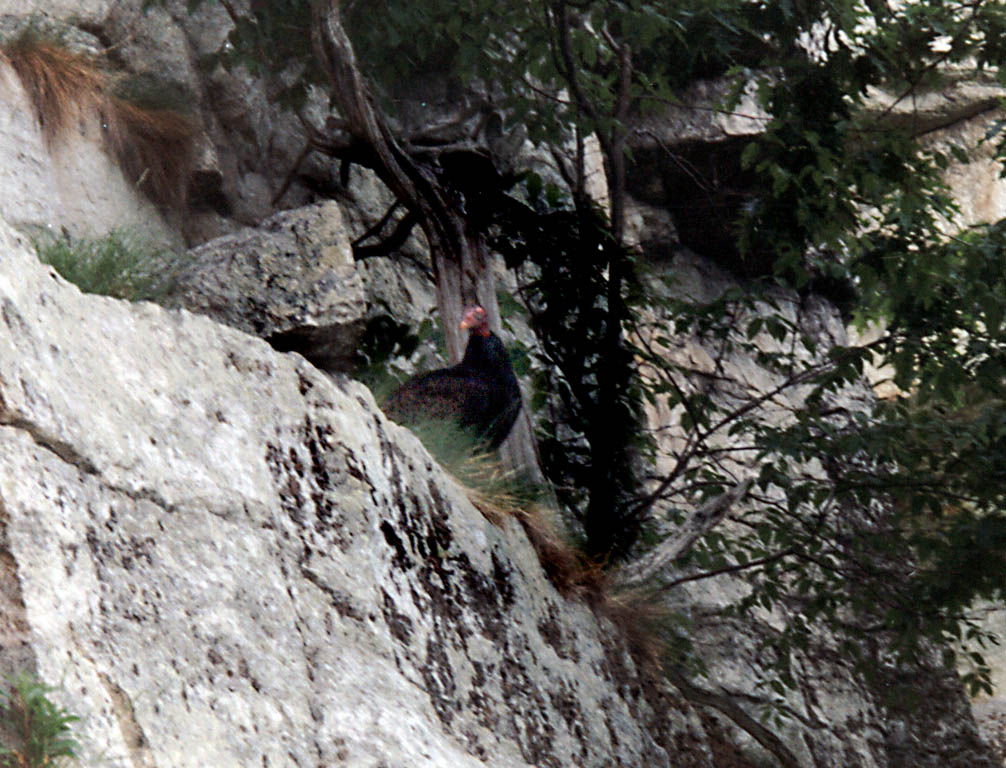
[
  {"x1": 0, "y1": 3, "x2": 1003, "y2": 766},
  {"x1": 0, "y1": 220, "x2": 715, "y2": 767}
]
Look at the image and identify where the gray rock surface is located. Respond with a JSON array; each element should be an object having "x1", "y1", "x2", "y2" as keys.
[
  {"x1": 631, "y1": 77, "x2": 769, "y2": 148},
  {"x1": 0, "y1": 1, "x2": 112, "y2": 22},
  {"x1": 166, "y1": 201, "x2": 366, "y2": 371},
  {"x1": 865, "y1": 68, "x2": 1005, "y2": 136},
  {"x1": 0, "y1": 218, "x2": 718, "y2": 768},
  {"x1": 928, "y1": 107, "x2": 1006, "y2": 227}
]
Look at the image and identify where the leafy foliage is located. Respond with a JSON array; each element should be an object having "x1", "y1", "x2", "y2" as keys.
[
  {"x1": 0, "y1": 675, "x2": 80, "y2": 768},
  {"x1": 491, "y1": 188, "x2": 647, "y2": 558},
  {"x1": 636, "y1": 214, "x2": 1006, "y2": 697}
]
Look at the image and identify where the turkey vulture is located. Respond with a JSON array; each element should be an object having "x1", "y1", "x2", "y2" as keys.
[{"x1": 382, "y1": 306, "x2": 522, "y2": 450}]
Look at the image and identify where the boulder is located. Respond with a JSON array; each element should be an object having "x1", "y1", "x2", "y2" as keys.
[{"x1": 166, "y1": 201, "x2": 366, "y2": 372}]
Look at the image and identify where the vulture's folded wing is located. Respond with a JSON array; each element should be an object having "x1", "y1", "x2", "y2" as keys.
[{"x1": 383, "y1": 368, "x2": 496, "y2": 429}]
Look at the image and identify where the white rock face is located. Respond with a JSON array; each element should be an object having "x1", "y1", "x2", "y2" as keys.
[
  {"x1": 930, "y1": 109, "x2": 1006, "y2": 227},
  {"x1": 0, "y1": 219, "x2": 703, "y2": 767},
  {"x1": 632, "y1": 77, "x2": 769, "y2": 148},
  {"x1": 0, "y1": 59, "x2": 179, "y2": 247}
]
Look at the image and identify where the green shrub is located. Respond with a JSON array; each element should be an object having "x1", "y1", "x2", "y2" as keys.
[
  {"x1": 33, "y1": 230, "x2": 181, "y2": 302},
  {"x1": 0, "y1": 674, "x2": 80, "y2": 768}
]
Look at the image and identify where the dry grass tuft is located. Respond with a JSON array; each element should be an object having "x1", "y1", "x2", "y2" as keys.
[
  {"x1": 600, "y1": 586, "x2": 679, "y2": 674},
  {"x1": 518, "y1": 508, "x2": 608, "y2": 599},
  {"x1": 4, "y1": 34, "x2": 106, "y2": 143},
  {"x1": 2, "y1": 29, "x2": 197, "y2": 210},
  {"x1": 104, "y1": 98, "x2": 197, "y2": 210},
  {"x1": 458, "y1": 452, "x2": 687, "y2": 677},
  {"x1": 457, "y1": 453, "x2": 609, "y2": 601},
  {"x1": 458, "y1": 453, "x2": 532, "y2": 526}
]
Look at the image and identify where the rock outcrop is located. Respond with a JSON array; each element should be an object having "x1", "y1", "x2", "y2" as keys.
[
  {"x1": 0, "y1": 219, "x2": 717, "y2": 767},
  {"x1": 0, "y1": 48, "x2": 179, "y2": 247}
]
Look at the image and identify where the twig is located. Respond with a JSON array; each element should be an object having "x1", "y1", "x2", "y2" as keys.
[{"x1": 663, "y1": 667, "x2": 802, "y2": 768}]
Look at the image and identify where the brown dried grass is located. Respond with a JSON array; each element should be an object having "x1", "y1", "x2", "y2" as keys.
[
  {"x1": 104, "y1": 97, "x2": 197, "y2": 210},
  {"x1": 461, "y1": 454, "x2": 674, "y2": 674},
  {"x1": 459, "y1": 454, "x2": 608, "y2": 599},
  {"x1": 3, "y1": 32, "x2": 196, "y2": 209},
  {"x1": 4, "y1": 37, "x2": 106, "y2": 143},
  {"x1": 600, "y1": 585, "x2": 677, "y2": 673},
  {"x1": 519, "y1": 508, "x2": 608, "y2": 600}
]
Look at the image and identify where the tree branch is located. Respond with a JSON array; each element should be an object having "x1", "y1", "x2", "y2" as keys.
[
  {"x1": 663, "y1": 667, "x2": 802, "y2": 768},
  {"x1": 352, "y1": 209, "x2": 420, "y2": 260},
  {"x1": 618, "y1": 477, "x2": 756, "y2": 585}
]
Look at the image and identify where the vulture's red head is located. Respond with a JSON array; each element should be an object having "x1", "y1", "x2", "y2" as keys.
[{"x1": 460, "y1": 306, "x2": 490, "y2": 337}]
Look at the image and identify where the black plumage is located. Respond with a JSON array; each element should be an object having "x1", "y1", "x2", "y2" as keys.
[{"x1": 383, "y1": 306, "x2": 522, "y2": 450}]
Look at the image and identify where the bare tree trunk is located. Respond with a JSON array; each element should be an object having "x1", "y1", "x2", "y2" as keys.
[
  {"x1": 312, "y1": 0, "x2": 471, "y2": 352},
  {"x1": 312, "y1": 0, "x2": 541, "y2": 476},
  {"x1": 435, "y1": 223, "x2": 498, "y2": 362}
]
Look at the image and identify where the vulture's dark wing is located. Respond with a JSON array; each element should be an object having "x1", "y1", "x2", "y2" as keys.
[
  {"x1": 484, "y1": 392, "x2": 522, "y2": 450},
  {"x1": 382, "y1": 328, "x2": 523, "y2": 450},
  {"x1": 384, "y1": 367, "x2": 499, "y2": 433}
]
